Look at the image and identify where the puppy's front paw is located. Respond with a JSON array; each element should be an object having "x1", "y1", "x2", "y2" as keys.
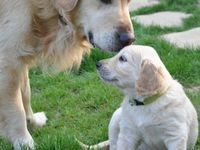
[{"x1": 33, "y1": 112, "x2": 47, "y2": 127}]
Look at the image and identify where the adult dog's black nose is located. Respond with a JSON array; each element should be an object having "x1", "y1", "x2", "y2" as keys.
[
  {"x1": 119, "y1": 32, "x2": 135, "y2": 47},
  {"x1": 96, "y1": 61, "x2": 102, "y2": 69}
]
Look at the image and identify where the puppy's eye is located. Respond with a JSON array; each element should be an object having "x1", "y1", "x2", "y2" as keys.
[
  {"x1": 101, "y1": 0, "x2": 111, "y2": 4},
  {"x1": 119, "y1": 55, "x2": 127, "y2": 62}
]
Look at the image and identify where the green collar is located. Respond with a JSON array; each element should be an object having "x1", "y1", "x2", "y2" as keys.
[{"x1": 129, "y1": 93, "x2": 162, "y2": 106}]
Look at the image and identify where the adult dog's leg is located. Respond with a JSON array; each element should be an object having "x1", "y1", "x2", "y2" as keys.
[
  {"x1": 0, "y1": 65, "x2": 34, "y2": 150},
  {"x1": 21, "y1": 67, "x2": 47, "y2": 128}
]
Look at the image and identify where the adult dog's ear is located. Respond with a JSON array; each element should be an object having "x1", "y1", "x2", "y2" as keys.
[
  {"x1": 135, "y1": 59, "x2": 167, "y2": 96},
  {"x1": 57, "y1": 0, "x2": 78, "y2": 12}
]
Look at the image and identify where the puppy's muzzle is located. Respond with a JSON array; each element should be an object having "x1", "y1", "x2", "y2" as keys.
[{"x1": 96, "y1": 61, "x2": 118, "y2": 82}]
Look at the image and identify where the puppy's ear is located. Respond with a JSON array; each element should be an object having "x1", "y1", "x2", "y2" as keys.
[
  {"x1": 57, "y1": 0, "x2": 78, "y2": 12},
  {"x1": 135, "y1": 59, "x2": 167, "y2": 96}
]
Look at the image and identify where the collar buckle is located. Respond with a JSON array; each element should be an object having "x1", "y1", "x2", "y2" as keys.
[
  {"x1": 59, "y1": 15, "x2": 68, "y2": 26},
  {"x1": 129, "y1": 99, "x2": 144, "y2": 106}
]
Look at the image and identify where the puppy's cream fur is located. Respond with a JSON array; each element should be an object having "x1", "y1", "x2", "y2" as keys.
[
  {"x1": 81, "y1": 45, "x2": 198, "y2": 150},
  {"x1": 0, "y1": 0, "x2": 133, "y2": 149}
]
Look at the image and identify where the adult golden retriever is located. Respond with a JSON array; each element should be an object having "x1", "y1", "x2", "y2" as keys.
[{"x1": 0, "y1": 0, "x2": 134, "y2": 149}]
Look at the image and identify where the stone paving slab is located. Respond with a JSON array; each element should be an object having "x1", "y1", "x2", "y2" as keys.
[
  {"x1": 162, "y1": 27, "x2": 200, "y2": 48},
  {"x1": 132, "y1": 11, "x2": 191, "y2": 27},
  {"x1": 185, "y1": 86, "x2": 200, "y2": 93},
  {"x1": 129, "y1": 0, "x2": 159, "y2": 12}
]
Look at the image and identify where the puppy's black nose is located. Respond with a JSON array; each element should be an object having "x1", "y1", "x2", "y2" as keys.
[
  {"x1": 119, "y1": 32, "x2": 135, "y2": 47},
  {"x1": 96, "y1": 61, "x2": 102, "y2": 69}
]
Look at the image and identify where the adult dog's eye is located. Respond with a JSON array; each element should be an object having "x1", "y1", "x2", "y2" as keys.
[
  {"x1": 101, "y1": 0, "x2": 111, "y2": 4},
  {"x1": 119, "y1": 55, "x2": 127, "y2": 62}
]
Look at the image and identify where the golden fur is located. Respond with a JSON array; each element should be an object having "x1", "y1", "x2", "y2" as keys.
[
  {"x1": 0, "y1": 0, "x2": 133, "y2": 149},
  {"x1": 135, "y1": 59, "x2": 168, "y2": 97}
]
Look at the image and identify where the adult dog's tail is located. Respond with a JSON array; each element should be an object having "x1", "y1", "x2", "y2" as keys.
[{"x1": 76, "y1": 139, "x2": 109, "y2": 150}]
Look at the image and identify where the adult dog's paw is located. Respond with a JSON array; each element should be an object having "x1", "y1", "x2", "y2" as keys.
[{"x1": 13, "y1": 133, "x2": 34, "y2": 150}]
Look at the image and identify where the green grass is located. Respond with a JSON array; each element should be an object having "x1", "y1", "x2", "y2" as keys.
[{"x1": 1, "y1": 0, "x2": 200, "y2": 149}]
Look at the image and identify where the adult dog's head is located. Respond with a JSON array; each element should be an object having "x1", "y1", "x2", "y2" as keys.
[
  {"x1": 31, "y1": 0, "x2": 134, "y2": 71},
  {"x1": 55, "y1": 0, "x2": 135, "y2": 51},
  {"x1": 75, "y1": 0, "x2": 135, "y2": 51},
  {"x1": 97, "y1": 45, "x2": 172, "y2": 98}
]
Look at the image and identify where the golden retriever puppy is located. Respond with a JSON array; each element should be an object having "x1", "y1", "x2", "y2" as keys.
[
  {"x1": 0, "y1": 0, "x2": 134, "y2": 149},
  {"x1": 81, "y1": 45, "x2": 198, "y2": 150}
]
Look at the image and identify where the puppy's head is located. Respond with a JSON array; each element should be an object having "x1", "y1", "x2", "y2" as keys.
[{"x1": 97, "y1": 45, "x2": 171, "y2": 97}]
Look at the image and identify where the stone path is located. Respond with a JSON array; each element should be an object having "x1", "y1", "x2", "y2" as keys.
[
  {"x1": 129, "y1": 0, "x2": 200, "y2": 49},
  {"x1": 129, "y1": 0, "x2": 200, "y2": 90},
  {"x1": 162, "y1": 27, "x2": 200, "y2": 48},
  {"x1": 185, "y1": 86, "x2": 200, "y2": 93},
  {"x1": 132, "y1": 11, "x2": 191, "y2": 28},
  {"x1": 129, "y1": 0, "x2": 159, "y2": 12}
]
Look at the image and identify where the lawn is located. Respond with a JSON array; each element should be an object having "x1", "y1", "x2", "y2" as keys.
[{"x1": 0, "y1": 0, "x2": 200, "y2": 149}]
